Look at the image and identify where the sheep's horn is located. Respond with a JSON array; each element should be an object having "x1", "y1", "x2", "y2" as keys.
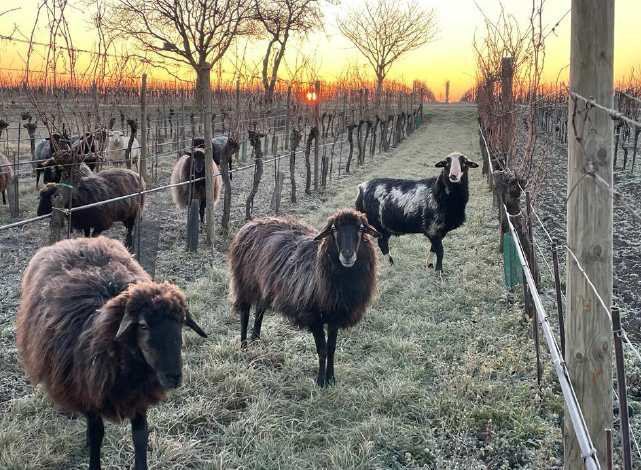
[{"x1": 184, "y1": 310, "x2": 207, "y2": 338}]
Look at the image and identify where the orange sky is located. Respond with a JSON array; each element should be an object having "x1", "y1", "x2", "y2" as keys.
[{"x1": 1, "y1": 0, "x2": 640, "y2": 100}]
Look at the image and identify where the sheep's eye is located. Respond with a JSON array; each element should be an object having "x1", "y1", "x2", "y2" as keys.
[{"x1": 138, "y1": 323, "x2": 149, "y2": 331}]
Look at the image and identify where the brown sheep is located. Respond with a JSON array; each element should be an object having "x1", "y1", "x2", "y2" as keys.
[
  {"x1": 229, "y1": 209, "x2": 381, "y2": 386},
  {"x1": 16, "y1": 236, "x2": 207, "y2": 470},
  {"x1": 37, "y1": 168, "x2": 145, "y2": 249},
  {"x1": 0, "y1": 152, "x2": 12, "y2": 205},
  {"x1": 170, "y1": 148, "x2": 222, "y2": 223}
]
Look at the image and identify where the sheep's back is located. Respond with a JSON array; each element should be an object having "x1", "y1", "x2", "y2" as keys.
[
  {"x1": 71, "y1": 169, "x2": 145, "y2": 231},
  {"x1": 17, "y1": 237, "x2": 151, "y2": 415},
  {"x1": 229, "y1": 217, "x2": 319, "y2": 315}
]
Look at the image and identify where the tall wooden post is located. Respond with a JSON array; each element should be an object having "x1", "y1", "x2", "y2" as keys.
[
  {"x1": 501, "y1": 57, "x2": 514, "y2": 167},
  {"x1": 313, "y1": 80, "x2": 320, "y2": 192},
  {"x1": 140, "y1": 74, "x2": 148, "y2": 181},
  {"x1": 565, "y1": 1, "x2": 614, "y2": 468},
  {"x1": 285, "y1": 85, "x2": 292, "y2": 150},
  {"x1": 200, "y1": 63, "x2": 215, "y2": 245}
]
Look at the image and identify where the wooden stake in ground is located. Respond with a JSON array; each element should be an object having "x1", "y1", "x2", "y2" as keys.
[
  {"x1": 201, "y1": 62, "x2": 215, "y2": 245},
  {"x1": 140, "y1": 74, "x2": 148, "y2": 180},
  {"x1": 565, "y1": 1, "x2": 614, "y2": 468}
]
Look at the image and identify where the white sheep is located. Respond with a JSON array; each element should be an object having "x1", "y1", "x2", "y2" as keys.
[{"x1": 106, "y1": 131, "x2": 140, "y2": 170}]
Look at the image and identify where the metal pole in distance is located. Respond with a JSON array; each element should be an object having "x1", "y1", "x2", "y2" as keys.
[
  {"x1": 140, "y1": 74, "x2": 148, "y2": 181},
  {"x1": 612, "y1": 307, "x2": 632, "y2": 470}
]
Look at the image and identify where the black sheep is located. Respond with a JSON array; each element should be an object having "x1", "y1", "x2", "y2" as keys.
[
  {"x1": 16, "y1": 236, "x2": 207, "y2": 470},
  {"x1": 37, "y1": 168, "x2": 145, "y2": 248},
  {"x1": 355, "y1": 152, "x2": 478, "y2": 272},
  {"x1": 228, "y1": 209, "x2": 380, "y2": 386}
]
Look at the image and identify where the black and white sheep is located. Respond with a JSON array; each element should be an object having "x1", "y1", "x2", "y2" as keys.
[
  {"x1": 0, "y1": 152, "x2": 12, "y2": 205},
  {"x1": 34, "y1": 133, "x2": 71, "y2": 187},
  {"x1": 170, "y1": 148, "x2": 222, "y2": 223},
  {"x1": 355, "y1": 152, "x2": 478, "y2": 272},
  {"x1": 228, "y1": 209, "x2": 381, "y2": 386},
  {"x1": 16, "y1": 236, "x2": 207, "y2": 470},
  {"x1": 37, "y1": 168, "x2": 146, "y2": 248}
]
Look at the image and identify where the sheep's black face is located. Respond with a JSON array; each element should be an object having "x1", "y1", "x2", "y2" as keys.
[
  {"x1": 434, "y1": 153, "x2": 479, "y2": 183},
  {"x1": 193, "y1": 150, "x2": 205, "y2": 175},
  {"x1": 115, "y1": 282, "x2": 207, "y2": 390},
  {"x1": 315, "y1": 210, "x2": 381, "y2": 268},
  {"x1": 138, "y1": 314, "x2": 184, "y2": 390}
]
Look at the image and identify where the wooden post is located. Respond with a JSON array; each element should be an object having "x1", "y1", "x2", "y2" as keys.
[
  {"x1": 235, "y1": 79, "x2": 240, "y2": 163},
  {"x1": 285, "y1": 85, "x2": 291, "y2": 151},
  {"x1": 565, "y1": 0, "x2": 614, "y2": 468},
  {"x1": 501, "y1": 57, "x2": 514, "y2": 167},
  {"x1": 9, "y1": 124, "x2": 20, "y2": 218},
  {"x1": 605, "y1": 429, "x2": 613, "y2": 470},
  {"x1": 181, "y1": 88, "x2": 186, "y2": 148},
  {"x1": 140, "y1": 74, "x2": 148, "y2": 181},
  {"x1": 201, "y1": 63, "x2": 215, "y2": 245},
  {"x1": 612, "y1": 307, "x2": 632, "y2": 470},
  {"x1": 313, "y1": 80, "x2": 320, "y2": 192}
]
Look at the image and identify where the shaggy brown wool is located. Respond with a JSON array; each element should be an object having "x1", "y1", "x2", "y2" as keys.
[
  {"x1": 228, "y1": 209, "x2": 379, "y2": 386},
  {"x1": 0, "y1": 152, "x2": 12, "y2": 205},
  {"x1": 170, "y1": 153, "x2": 221, "y2": 210}
]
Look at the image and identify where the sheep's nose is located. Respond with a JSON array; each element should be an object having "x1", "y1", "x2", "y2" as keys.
[
  {"x1": 449, "y1": 174, "x2": 459, "y2": 182},
  {"x1": 342, "y1": 249, "x2": 354, "y2": 259},
  {"x1": 162, "y1": 373, "x2": 183, "y2": 389}
]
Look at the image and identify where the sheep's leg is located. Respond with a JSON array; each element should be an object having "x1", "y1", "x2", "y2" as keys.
[
  {"x1": 430, "y1": 238, "x2": 444, "y2": 272},
  {"x1": 2, "y1": 190, "x2": 5, "y2": 205},
  {"x1": 199, "y1": 199, "x2": 206, "y2": 224},
  {"x1": 84, "y1": 228, "x2": 92, "y2": 237},
  {"x1": 427, "y1": 246, "x2": 436, "y2": 269},
  {"x1": 124, "y1": 216, "x2": 136, "y2": 249},
  {"x1": 131, "y1": 412, "x2": 148, "y2": 470},
  {"x1": 86, "y1": 412, "x2": 104, "y2": 470},
  {"x1": 325, "y1": 323, "x2": 339, "y2": 386},
  {"x1": 310, "y1": 322, "x2": 328, "y2": 387},
  {"x1": 239, "y1": 303, "x2": 251, "y2": 348},
  {"x1": 377, "y1": 236, "x2": 394, "y2": 265},
  {"x1": 251, "y1": 305, "x2": 266, "y2": 342}
]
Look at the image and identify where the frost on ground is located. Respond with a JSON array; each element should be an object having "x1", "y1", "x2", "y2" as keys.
[{"x1": 0, "y1": 104, "x2": 572, "y2": 469}]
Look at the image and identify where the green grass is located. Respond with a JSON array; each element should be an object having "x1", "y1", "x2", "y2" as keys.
[{"x1": 0, "y1": 104, "x2": 565, "y2": 469}]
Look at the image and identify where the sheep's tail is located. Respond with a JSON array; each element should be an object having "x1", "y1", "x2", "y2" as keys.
[{"x1": 212, "y1": 161, "x2": 221, "y2": 206}]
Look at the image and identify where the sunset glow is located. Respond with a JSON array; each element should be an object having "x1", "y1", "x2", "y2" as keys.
[{"x1": 1, "y1": 0, "x2": 640, "y2": 99}]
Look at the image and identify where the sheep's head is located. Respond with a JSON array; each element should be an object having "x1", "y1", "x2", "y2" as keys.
[
  {"x1": 435, "y1": 152, "x2": 479, "y2": 183},
  {"x1": 192, "y1": 149, "x2": 206, "y2": 174},
  {"x1": 109, "y1": 131, "x2": 123, "y2": 146},
  {"x1": 114, "y1": 281, "x2": 207, "y2": 390},
  {"x1": 36, "y1": 183, "x2": 60, "y2": 215},
  {"x1": 315, "y1": 209, "x2": 381, "y2": 268}
]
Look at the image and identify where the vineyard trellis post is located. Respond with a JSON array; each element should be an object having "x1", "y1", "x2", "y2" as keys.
[
  {"x1": 201, "y1": 63, "x2": 215, "y2": 245},
  {"x1": 140, "y1": 74, "x2": 148, "y2": 182},
  {"x1": 500, "y1": 57, "x2": 514, "y2": 167},
  {"x1": 612, "y1": 307, "x2": 632, "y2": 470},
  {"x1": 314, "y1": 80, "x2": 320, "y2": 192},
  {"x1": 565, "y1": 0, "x2": 614, "y2": 468}
]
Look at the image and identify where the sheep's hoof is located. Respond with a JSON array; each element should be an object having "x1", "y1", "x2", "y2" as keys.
[{"x1": 427, "y1": 262, "x2": 434, "y2": 269}]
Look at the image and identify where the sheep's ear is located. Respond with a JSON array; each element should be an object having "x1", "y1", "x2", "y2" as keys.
[
  {"x1": 466, "y1": 159, "x2": 479, "y2": 168},
  {"x1": 314, "y1": 222, "x2": 335, "y2": 240},
  {"x1": 115, "y1": 311, "x2": 136, "y2": 341},
  {"x1": 184, "y1": 310, "x2": 207, "y2": 338},
  {"x1": 361, "y1": 220, "x2": 382, "y2": 238},
  {"x1": 434, "y1": 159, "x2": 448, "y2": 168}
]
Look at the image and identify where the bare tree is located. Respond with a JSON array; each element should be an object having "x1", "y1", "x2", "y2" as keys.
[
  {"x1": 105, "y1": 0, "x2": 254, "y2": 79},
  {"x1": 254, "y1": 0, "x2": 331, "y2": 103},
  {"x1": 337, "y1": 0, "x2": 438, "y2": 101}
]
